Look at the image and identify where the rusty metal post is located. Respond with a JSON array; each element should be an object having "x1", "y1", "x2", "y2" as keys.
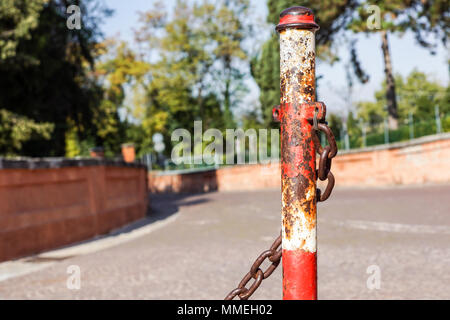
[{"x1": 276, "y1": 6, "x2": 320, "y2": 300}]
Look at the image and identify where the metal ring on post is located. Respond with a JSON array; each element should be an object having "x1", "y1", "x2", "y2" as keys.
[{"x1": 313, "y1": 106, "x2": 319, "y2": 131}]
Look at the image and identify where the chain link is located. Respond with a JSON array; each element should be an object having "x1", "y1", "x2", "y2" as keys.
[
  {"x1": 225, "y1": 110, "x2": 338, "y2": 300},
  {"x1": 314, "y1": 121, "x2": 338, "y2": 202},
  {"x1": 224, "y1": 234, "x2": 281, "y2": 300}
]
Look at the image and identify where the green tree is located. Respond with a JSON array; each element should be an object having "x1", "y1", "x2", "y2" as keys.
[
  {"x1": 0, "y1": 0, "x2": 47, "y2": 61},
  {"x1": 348, "y1": 0, "x2": 450, "y2": 129},
  {"x1": 95, "y1": 40, "x2": 150, "y2": 156},
  {"x1": 135, "y1": 1, "x2": 215, "y2": 153},
  {"x1": 0, "y1": 109, "x2": 53, "y2": 156},
  {"x1": 207, "y1": 0, "x2": 250, "y2": 128},
  {"x1": 356, "y1": 70, "x2": 449, "y2": 129},
  {"x1": 346, "y1": 110, "x2": 362, "y2": 148},
  {"x1": 327, "y1": 112, "x2": 344, "y2": 146},
  {"x1": 396, "y1": 70, "x2": 449, "y2": 120},
  {"x1": 0, "y1": 0, "x2": 112, "y2": 157},
  {"x1": 252, "y1": 0, "x2": 358, "y2": 126},
  {"x1": 134, "y1": 0, "x2": 251, "y2": 156}
]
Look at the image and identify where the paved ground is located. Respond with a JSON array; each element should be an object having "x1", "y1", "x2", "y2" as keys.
[{"x1": 0, "y1": 184, "x2": 449, "y2": 300}]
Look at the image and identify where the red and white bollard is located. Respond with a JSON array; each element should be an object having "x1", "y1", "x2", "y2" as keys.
[{"x1": 276, "y1": 6, "x2": 320, "y2": 300}]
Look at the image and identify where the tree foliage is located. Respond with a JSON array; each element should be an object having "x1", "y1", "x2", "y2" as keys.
[
  {"x1": 2, "y1": 1, "x2": 448, "y2": 159},
  {"x1": 0, "y1": 109, "x2": 53, "y2": 156},
  {"x1": 349, "y1": 0, "x2": 449, "y2": 52},
  {"x1": 131, "y1": 0, "x2": 251, "y2": 156},
  {"x1": 0, "y1": 0, "x2": 113, "y2": 157},
  {"x1": 348, "y1": 0, "x2": 449, "y2": 128},
  {"x1": 0, "y1": 0, "x2": 47, "y2": 61},
  {"x1": 327, "y1": 70, "x2": 449, "y2": 149},
  {"x1": 93, "y1": 40, "x2": 151, "y2": 155},
  {"x1": 356, "y1": 70, "x2": 449, "y2": 126},
  {"x1": 253, "y1": 0, "x2": 449, "y2": 129},
  {"x1": 252, "y1": 0, "x2": 358, "y2": 127}
]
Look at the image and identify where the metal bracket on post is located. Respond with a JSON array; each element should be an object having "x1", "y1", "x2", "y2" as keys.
[{"x1": 274, "y1": 102, "x2": 326, "y2": 124}]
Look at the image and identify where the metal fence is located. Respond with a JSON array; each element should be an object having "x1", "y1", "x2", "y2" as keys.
[
  {"x1": 335, "y1": 113, "x2": 450, "y2": 151},
  {"x1": 143, "y1": 113, "x2": 449, "y2": 171}
]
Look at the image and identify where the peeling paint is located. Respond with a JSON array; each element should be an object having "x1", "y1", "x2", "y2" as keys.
[
  {"x1": 280, "y1": 28, "x2": 318, "y2": 253},
  {"x1": 282, "y1": 178, "x2": 317, "y2": 251},
  {"x1": 280, "y1": 29, "x2": 316, "y2": 106},
  {"x1": 277, "y1": 6, "x2": 320, "y2": 300}
]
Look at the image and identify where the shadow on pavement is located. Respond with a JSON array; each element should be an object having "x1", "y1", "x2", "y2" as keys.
[
  {"x1": 108, "y1": 193, "x2": 211, "y2": 237},
  {"x1": 15, "y1": 192, "x2": 212, "y2": 264}
]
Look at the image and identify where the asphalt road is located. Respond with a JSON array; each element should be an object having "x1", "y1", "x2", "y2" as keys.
[{"x1": 0, "y1": 185, "x2": 449, "y2": 299}]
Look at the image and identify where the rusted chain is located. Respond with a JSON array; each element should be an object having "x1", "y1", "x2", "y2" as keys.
[
  {"x1": 318, "y1": 146, "x2": 332, "y2": 181},
  {"x1": 314, "y1": 120, "x2": 338, "y2": 202},
  {"x1": 225, "y1": 110, "x2": 338, "y2": 300},
  {"x1": 317, "y1": 171, "x2": 335, "y2": 202},
  {"x1": 317, "y1": 123, "x2": 337, "y2": 158},
  {"x1": 225, "y1": 234, "x2": 282, "y2": 300}
]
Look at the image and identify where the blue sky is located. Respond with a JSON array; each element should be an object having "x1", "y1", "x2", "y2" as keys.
[{"x1": 100, "y1": 0, "x2": 449, "y2": 118}]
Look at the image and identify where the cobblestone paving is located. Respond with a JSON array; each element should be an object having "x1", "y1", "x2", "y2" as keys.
[{"x1": 0, "y1": 185, "x2": 449, "y2": 299}]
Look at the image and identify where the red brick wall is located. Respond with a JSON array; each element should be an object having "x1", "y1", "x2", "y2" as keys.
[
  {"x1": 149, "y1": 135, "x2": 450, "y2": 193},
  {"x1": 0, "y1": 165, "x2": 148, "y2": 262},
  {"x1": 333, "y1": 137, "x2": 450, "y2": 186}
]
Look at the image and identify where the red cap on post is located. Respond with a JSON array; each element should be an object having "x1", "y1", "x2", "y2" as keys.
[{"x1": 276, "y1": 6, "x2": 319, "y2": 32}]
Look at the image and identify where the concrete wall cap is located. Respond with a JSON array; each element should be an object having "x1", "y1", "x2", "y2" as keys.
[{"x1": 0, "y1": 157, "x2": 147, "y2": 170}]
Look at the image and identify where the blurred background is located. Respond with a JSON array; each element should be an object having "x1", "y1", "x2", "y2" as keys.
[
  {"x1": 0, "y1": 0, "x2": 448, "y2": 168},
  {"x1": 0, "y1": 0, "x2": 449, "y2": 300}
]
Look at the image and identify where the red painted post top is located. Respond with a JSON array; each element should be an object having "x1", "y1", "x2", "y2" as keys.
[{"x1": 276, "y1": 6, "x2": 320, "y2": 32}]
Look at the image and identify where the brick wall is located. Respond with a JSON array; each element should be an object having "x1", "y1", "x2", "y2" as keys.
[
  {"x1": 333, "y1": 135, "x2": 450, "y2": 186},
  {"x1": 0, "y1": 159, "x2": 148, "y2": 262},
  {"x1": 149, "y1": 133, "x2": 450, "y2": 193}
]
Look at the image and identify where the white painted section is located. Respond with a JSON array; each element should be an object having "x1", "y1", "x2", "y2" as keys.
[
  {"x1": 282, "y1": 186, "x2": 317, "y2": 253},
  {"x1": 282, "y1": 216, "x2": 317, "y2": 252},
  {"x1": 280, "y1": 28, "x2": 317, "y2": 253},
  {"x1": 279, "y1": 29, "x2": 316, "y2": 105}
]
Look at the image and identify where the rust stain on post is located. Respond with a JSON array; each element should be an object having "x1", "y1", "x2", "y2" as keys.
[
  {"x1": 277, "y1": 6, "x2": 320, "y2": 300},
  {"x1": 279, "y1": 10, "x2": 318, "y2": 252},
  {"x1": 280, "y1": 30, "x2": 316, "y2": 106}
]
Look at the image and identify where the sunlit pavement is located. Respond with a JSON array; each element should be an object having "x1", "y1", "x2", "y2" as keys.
[{"x1": 0, "y1": 185, "x2": 449, "y2": 300}]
